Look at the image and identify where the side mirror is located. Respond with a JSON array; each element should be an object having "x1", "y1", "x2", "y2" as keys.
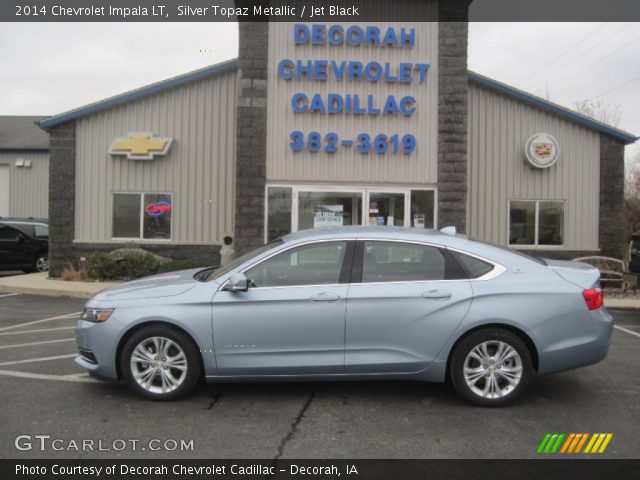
[
  {"x1": 225, "y1": 273, "x2": 249, "y2": 292},
  {"x1": 16, "y1": 234, "x2": 25, "y2": 243}
]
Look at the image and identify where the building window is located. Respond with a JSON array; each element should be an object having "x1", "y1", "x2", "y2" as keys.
[
  {"x1": 410, "y1": 189, "x2": 435, "y2": 228},
  {"x1": 113, "y1": 193, "x2": 172, "y2": 240},
  {"x1": 509, "y1": 200, "x2": 564, "y2": 246},
  {"x1": 267, "y1": 187, "x2": 293, "y2": 242}
]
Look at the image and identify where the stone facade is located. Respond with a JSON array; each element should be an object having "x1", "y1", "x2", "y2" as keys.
[
  {"x1": 599, "y1": 134, "x2": 626, "y2": 259},
  {"x1": 47, "y1": 122, "x2": 76, "y2": 277},
  {"x1": 437, "y1": 1, "x2": 471, "y2": 233},
  {"x1": 233, "y1": 22, "x2": 268, "y2": 255}
]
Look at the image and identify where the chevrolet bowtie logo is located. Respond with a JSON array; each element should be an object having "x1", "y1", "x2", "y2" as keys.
[{"x1": 109, "y1": 132, "x2": 173, "y2": 160}]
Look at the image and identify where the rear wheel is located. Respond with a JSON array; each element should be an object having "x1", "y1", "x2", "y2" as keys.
[
  {"x1": 120, "y1": 325, "x2": 201, "y2": 400},
  {"x1": 450, "y1": 328, "x2": 533, "y2": 407},
  {"x1": 33, "y1": 254, "x2": 48, "y2": 273}
]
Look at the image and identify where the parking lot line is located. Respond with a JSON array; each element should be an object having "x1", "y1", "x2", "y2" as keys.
[
  {"x1": 0, "y1": 369, "x2": 99, "y2": 383},
  {"x1": 0, "y1": 338, "x2": 74, "y2": 350},
  {"x1": 0, "y1": 353, "x2": 77, "y2": 367},
  {"x1": 0, "y1": 311, "x2": 81, "y2": 332},
  {"x1": 614, "y1": 325, "x2": 640, "y2": 339},
  {"x1": 0, "y1": 293, "x2": 19, "y2": 298},
  {"x1": 0, "y1": 326, "x2": 75, "y2": 337}
]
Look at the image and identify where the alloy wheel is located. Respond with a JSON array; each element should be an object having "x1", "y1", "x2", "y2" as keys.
[
  {"x1": 463, "y1": 340, "x2": 523, "y2": 399},
  {"x1": 129, "y1": 336, "x2": 188, "y2": 394}
]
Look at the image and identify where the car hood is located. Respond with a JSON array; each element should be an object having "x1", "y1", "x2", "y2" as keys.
[
  {"x1": 92, "y1": 268, "x2": 204, "y2": 301},
  {"x1": 544, "y1": 259, "x2": 601, "y2": 289}
]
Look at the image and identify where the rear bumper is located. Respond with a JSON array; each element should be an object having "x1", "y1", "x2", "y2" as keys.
[{"x1": 537, "y1": 307, "x2": 613, "y2": 376}]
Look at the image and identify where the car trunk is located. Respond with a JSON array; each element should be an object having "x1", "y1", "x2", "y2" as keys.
[{"x1": 544, "y1": 259, "x2": 601, "y2": 289}]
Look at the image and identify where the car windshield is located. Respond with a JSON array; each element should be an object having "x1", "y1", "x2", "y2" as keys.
[{"x1": 201, "y1": 240, "x2": 283, "y2": 282}]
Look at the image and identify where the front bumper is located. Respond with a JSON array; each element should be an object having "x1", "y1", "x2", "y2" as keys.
[{"x1": 75, "y1": 319, "x2": 121, "y2": 380}]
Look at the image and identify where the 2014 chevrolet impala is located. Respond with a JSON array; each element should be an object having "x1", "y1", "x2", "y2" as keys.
[{"x1": 76, "y1": 227, "x2": 612, "y2": 406}]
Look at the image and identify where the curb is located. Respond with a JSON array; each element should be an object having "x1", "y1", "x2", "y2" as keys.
[{"x1": 0, "y1": 285, "x2": 98, "y2": 299}]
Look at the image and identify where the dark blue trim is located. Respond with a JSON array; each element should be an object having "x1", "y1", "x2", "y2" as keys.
[
  {"x1": 38, "y1": 59, "x2": 238, "y2": 130},
  {"x1": 469, "y1": 71, "x2": 638, "y2": 144},
  {"x1": 0, "y1": 148, "x2": 49, "y2": 153}
]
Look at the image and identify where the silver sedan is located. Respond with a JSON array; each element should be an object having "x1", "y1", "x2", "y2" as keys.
[{"x1": 75, "y1": 227, "x2": 612, "y2": 406}]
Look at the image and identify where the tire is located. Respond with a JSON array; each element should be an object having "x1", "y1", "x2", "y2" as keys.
[
  {"x1": 33, "y1": 253, "x2": 48, "y2": 273},
  {"x1": 120, "y1": 325, "x2": 202, "y2": 401},
  {"x1": 450, "y1": 328, "x2": 533, "y2": 407}
]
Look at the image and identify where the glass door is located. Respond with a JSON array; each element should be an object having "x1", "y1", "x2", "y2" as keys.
[
  {"x1": 296, "y1": 190, "x2": 363, "y2": 231},
  {"x1": 367, "y1": 192, "x2": 406, "y2": 226}
]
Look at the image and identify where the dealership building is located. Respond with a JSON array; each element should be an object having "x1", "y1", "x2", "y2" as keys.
[
  {"x1": 38, "y1": 10, "x2": 638, "y2": 276},
  {"x1": 0, "y1": 116, "x2": 50, "y2": 219}
]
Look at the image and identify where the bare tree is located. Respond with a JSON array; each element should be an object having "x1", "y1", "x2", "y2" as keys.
[
  {"x1": 574, "y1": 99, "x2": 622, "y2": 128},
  {"x1": 624, "y1": 164, "x2": 640, "y2": 243}
]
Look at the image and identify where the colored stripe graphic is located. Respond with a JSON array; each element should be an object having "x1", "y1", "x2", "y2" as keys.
[{"x1": 538, "y1": 433, "x2": 613, "y2": 454}]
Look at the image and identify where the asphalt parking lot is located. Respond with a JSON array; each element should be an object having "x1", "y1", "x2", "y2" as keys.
[{"x1": 0, "y1": 293, "x2": 638, "y2": 459}]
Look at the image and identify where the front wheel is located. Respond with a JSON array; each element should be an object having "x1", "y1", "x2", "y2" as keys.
[
  {"x1": 450, "y1": 328, "x2": 533, "y2": 407},
  {"x1": 120, "y1": 325, "x2": 202, "y2": 400}
]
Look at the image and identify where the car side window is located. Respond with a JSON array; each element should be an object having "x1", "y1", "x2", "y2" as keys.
[
  {"x1": 362, "y1": 241, "x2": 446, "y2": 283},
  {"x1": 0, "y1": 225, "x2": 20, "y2": 241},
  {"x1": 245, "y1": 241, "x2": 348, "y2": 288},
  {"x1": 34, "y1": 224, "x2": 48, "y2": 239},
  {"x1": 451, "y1": 251, "x2": 494, "y2": 278}
]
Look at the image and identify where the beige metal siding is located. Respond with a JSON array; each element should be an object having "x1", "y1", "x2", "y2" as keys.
[
  {"x1": 266, "y1": 22, "x2": 439, "y2": 185},
  {"x1": 74, "y1": 70, "x2": 237, "y2": 244},
  {"x1": 0, "y1": 152, "x2": 49, "y2": 218},
  {"x1": 467, "y1": 83, "x2": 600, "y2": 251}
]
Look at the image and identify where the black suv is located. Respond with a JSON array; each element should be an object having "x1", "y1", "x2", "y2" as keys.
[{"x1": 0, "y1": 218, "x2": 49, "y2": 273}]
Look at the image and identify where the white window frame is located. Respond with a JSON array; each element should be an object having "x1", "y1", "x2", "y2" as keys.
[
  {"x1": 508, "y1": 199, "x2": 565, "y2": 248},
  {"x1": 264, "y1": 184, "x2": 438, "y2": 243},
  {"x1": 111, "y1": 191, "x2": 174, "y2": 241}
]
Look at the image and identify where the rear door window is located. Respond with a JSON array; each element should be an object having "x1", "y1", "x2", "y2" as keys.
[
  {"x1": 451, "y1": 251, "x2": 494, "y2": 278},
  {"x1": 361, "y1": 241, "x2": 447, "y2": 283}
]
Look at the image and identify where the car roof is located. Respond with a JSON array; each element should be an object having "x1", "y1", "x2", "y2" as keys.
[
  {"x1": 281, "y1": 226, "x2": 466, "y2": 244},
  {"x1": 0, "y1": 218, "x2": 48, "y2": 225}
]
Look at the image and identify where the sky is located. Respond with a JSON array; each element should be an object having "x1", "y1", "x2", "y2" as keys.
[{"x1": 1, "y1": 22, "x2": 639, "y2": 167}]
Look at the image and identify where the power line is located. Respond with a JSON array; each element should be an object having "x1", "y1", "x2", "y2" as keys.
[
  {"x1": 592, "y1": 73, "x2": 640, "y2": 98},
  {"x1": 518, "y1": 0, "x2": 640, "y2": 89},
  {"x1": 546, "y1": 28, "x2": 640, "y2": 89},
  {"x1": 518, "y1": 22, "x2": 612, "y2": 89},
  {"x1": 533, "y1": 23, "x2": 637, "y2": 89}
]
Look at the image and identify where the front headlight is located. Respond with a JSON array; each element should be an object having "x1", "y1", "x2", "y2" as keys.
[{"x1": 81, "y1": 308, "x2": 114, "y2": 323}]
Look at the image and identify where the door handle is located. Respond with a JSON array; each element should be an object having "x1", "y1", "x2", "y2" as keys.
[
  {"x1": 310, "y1": 292, "x2": 341, "y2": 303},
  {"x1": 421, "y1": 290, "x2": 452, "y2": 301}
]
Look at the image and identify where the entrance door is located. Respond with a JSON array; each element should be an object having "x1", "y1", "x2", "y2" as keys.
[
  {"x1": 367, "y1": 191, "x2": 406, "y2": 226},
  {"x1": 0, "y1": 165, "x2": 9, "y2": 217}
]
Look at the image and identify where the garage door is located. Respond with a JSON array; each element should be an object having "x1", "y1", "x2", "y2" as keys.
[{"x1": 0, "y1": 165, "x2": 9, "y2": 217}]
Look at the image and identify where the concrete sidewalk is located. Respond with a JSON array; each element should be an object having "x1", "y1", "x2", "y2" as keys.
[
  {"x1": 0, "y1": 272, "x2": 120, "y2": 299},
  {"x1": 0, "y1": 272, "x2": 639, "y2": 309}
]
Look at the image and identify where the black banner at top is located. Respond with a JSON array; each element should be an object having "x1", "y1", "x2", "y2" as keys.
[{"x1": 2, "y1": 0, "x2": 640, "y2": 22}]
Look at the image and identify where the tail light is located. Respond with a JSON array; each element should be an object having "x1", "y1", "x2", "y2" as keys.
[{"x1": 583, "y1": 288, "x2": 603, "y2": 310}]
